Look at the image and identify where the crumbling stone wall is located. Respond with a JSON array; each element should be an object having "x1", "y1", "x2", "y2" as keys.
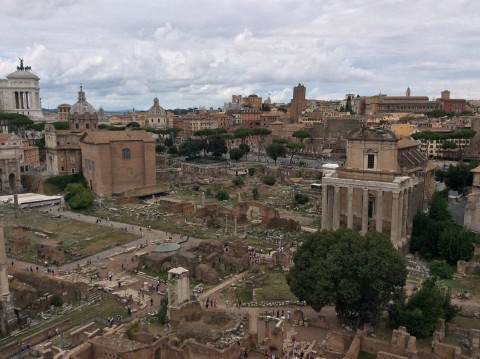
[{"x1": 11, "y1": 270, "x2": 89, "y2": 304}]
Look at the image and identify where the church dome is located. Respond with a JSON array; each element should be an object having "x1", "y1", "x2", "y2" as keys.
[
  {"x1": 70, "y1": 86, "x2": 96, "y2": 115},
  {"x1": 148, "y1": 97, "x2": 166, "y2": 116}
]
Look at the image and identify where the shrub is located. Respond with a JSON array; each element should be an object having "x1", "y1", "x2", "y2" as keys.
[
  {"x1": 167, "y1": 146, "x2": 178, "y2": 155},
  {"x1": 65, "y1": 183, "x2": 94, "y2": 210},
  {"x1": 263, "y1": 175, "x2": 276, "y2": 186},
  {"x1": 158, "y1": 297, "x2": 168, "y2": 325},
  {"x1": 429, "y1": 260, "x2": 454, "y2": 279},
  {"x1": 232, "y1": 176, "x2": 244, "y2": 186},
  {"x1": 205, "y1": 188, "x2": 212, "y2": 197},
  {"x1": 50, "y1": 295, "x2": 63, "y2": 307},
  {"x1": 217, "y1": 189, "x2": 229, "y2": 201},
  {"x1": 294, "y1": 193, "x2": 309, "y2": 205},
  {"x1": 252, "y1": 187, "x2": 259, "y2": 200},
  {"x1": 45, "y1": 173, "x2": 86, "y2": 191},
  {"x1": 126, "y1": 321, "x2": 140, "y2": 338}
]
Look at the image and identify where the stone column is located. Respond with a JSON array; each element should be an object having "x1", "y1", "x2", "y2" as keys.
[
  {"x1": 225, "y1": 216, "x2": 228, "y2": 233},
  {"x1": 328, "y1": 186, "x2": 334, "y2": 231},
  {"x1": 0, "y1": 215, "x2": 11, "y2": 301},
  {"x1": 402, "y1": 189, "x2": 409, "y2": 239},
  {"x1": 321, "y1": 184, "x2": 329, "y2": 230},
  {"x1": 332, "y1": 186, "x2": 340, "y2": 230},
  {"x1": 361, "y1": 188, "x2": 369, "y2": 234},
  {"x1": 398, "y1": 190, "x2": 404, "y2": 240},
  {"x1": 376, "y1": 190, "x2": 383, "y2": 233},
  {"x1": 234, "y1": 216, "x2": 238, "y2": 235},
  {"x1": 390, "y1": 192, "x2": 400, "y2": 245},
  {"x1": 347, "y1": 186, "x2": 354, "y2": 229}
]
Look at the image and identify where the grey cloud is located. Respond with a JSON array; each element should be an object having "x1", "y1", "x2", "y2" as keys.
[{"x1": 1, "y1": 0, "x2": 479, "y2": 110}]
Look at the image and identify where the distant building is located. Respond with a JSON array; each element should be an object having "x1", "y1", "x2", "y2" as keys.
[
  {"x1": 45, "y1": 86, "x2": 98, "y2": 175},
  {"x1": 290, "y1": 83, "x2": 307, "y2": 122},
  {"x1": 321, "y1": 126, "x2": 435, "y2": 250},
  {"x1": 0, "y1": 58, "x2": 44, "y2": 120},
  {"x1": 438, "y1": 90, "x2": 467, "y2": 114},
  {"x1": 80, "y1": 130, "x2": 156, "y2": 197},
  {"x1": 356, "y1": 88, "x2": 440, "y2": 116},
  {"x1": 147, "y1": 97, "x2": 167, "y2": 128},
  {"x1": 57, "y1": 103, "x2": 71, "y2": 122}
]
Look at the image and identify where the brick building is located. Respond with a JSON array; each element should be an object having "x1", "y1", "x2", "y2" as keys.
[{"x1": 80, "y1": 130, "x2": 156, "y2": 197}]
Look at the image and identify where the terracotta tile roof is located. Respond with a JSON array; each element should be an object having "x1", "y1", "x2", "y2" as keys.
[{"x1": 81, "y1": 130, "x2": 155, "y2": 144}]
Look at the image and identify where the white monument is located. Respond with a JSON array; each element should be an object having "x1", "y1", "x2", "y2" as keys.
[{"x1": 0, "y1": 58, "x2": 44, "y2": 120}]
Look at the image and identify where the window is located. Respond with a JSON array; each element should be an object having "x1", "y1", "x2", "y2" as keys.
[
  {"x1": 122, "y1": 148, "x2": 131, "y2": 160},
  {"x1": 367, "y1": 154, "x2": 375, "y2": 169}
]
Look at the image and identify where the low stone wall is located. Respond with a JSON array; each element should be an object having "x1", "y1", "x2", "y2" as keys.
[
  {"x1": 360, "y1": 337, "x2": 392, "y2": 354},
  {"x1": 344, "y1": 334, "x2": 361, "y2": 359},
  {"x1": 0, "y1": 319, "x2": 72, "y2": 358}
]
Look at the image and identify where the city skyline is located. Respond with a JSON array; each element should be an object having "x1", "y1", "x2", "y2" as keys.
[{"x1": 1, "y1": 0, "x2": 479, "y2": 111}]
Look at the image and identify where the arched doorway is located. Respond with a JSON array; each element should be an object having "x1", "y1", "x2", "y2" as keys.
[{"x1": 9, "y1": 173, "x2": 16, "y2": 191}]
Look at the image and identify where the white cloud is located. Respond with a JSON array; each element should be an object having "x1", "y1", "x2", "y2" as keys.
[{"x1": 0, "y1": 0, "x2": 479, "y2": 110}]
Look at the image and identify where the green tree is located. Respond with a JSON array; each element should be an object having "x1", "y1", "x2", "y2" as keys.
[
  {"x1": 65, "y1": 183, "x2": 94, "y2": 210},
  {"x1": 233, "y1": 128, "x2": 252, "y2": 145},
  {"x1": 345, "y1": 95, "x2": 353, "y2": 113},
  {"x1": 206, "y1": 135, "x2": 228, "y2": 158},
  {"x1": 229, "y1": 148, "x2": 244, "y2": 161},
  {"x1": 232, "y1": 176, "x2": 244, "y2": 186},
  {"x1": 156, "y1": 144, "x2": 167, "y2": 153},
  {"x1": 263, "y1": 175, "x2": 276, "y2": 186},
  {"x1": 429, "y1": 260, "x2": 453, "y2": 279},
  {"x1": 286, "y1": 142, "x2": 305, "y2": 164},
  {"x1": 438, "y1": 223, "x2": 474, "y2": 265},
  {"x1": 292, "y1": 130, "x2": 312, "y2": 143},
  {"x1": 164, "y1": 137, "x2": 174, "y2": 147},
  {"x1": 444, "y1": 162, "x2": 477, "y2": 193},
  {"x1": 294, "y1": 193, "x2": 309, "y2": 205},
  {"x1": 288, "y1": 229, "x2": 407, "y2": 327},
  {"x1": 53, "y1": 121, "x2": 70, "y2": 130},
  {"x1": 178, "y1": 138, "x2": 201, "y2": 159},
  {"x1": 126, "y1": 121, "x2": 140, "y2": 128},
  {"x1": 167, "y1": 146, "x2": 178, "y2": 155},
  {"x1": 239, "y1": 143, "x2": 250, "y2": 157},
  {"x1": 441, "y1": 141, "x2": 457, "y2": 150},
  {"x1": 266, "y1": 143, "x2": 286, "y2": 165},
  {"x1": 389, "y1": 278, "x2": 458, "y2": 338},
  {"x1": 217, "y1": 189, "x2": 229, "y2": 201}
]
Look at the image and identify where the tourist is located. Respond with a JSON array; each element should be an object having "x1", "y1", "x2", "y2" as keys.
[{"x1": 150, "y1": 298, "x2": 153, "y2": 306}]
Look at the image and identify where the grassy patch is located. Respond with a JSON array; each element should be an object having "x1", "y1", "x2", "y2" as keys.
[
  {"x1": 358, "y1": 351, "x2": 376, "y2": 359},
  {"x1": 438, "y1": 279, "x2": 474, "y2": 293},
  {"x1": 254, "y1": 271, "x2": 297, "y2": 302},
  {"x1": 1, "y1": 206, "x2": 139, "y2": 263}
]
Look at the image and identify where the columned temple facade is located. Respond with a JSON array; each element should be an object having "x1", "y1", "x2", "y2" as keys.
[
  {"x1": 0, "y1": 59, "x2": 44, "y2": 120},
  {"x1": 321, "y1": 127, "x2": 435, "y2": 250}
]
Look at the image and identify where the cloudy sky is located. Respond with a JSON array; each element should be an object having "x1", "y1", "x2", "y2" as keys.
[{"x1": 1, "y1": 0, "x2": 479, "y2": 111}]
